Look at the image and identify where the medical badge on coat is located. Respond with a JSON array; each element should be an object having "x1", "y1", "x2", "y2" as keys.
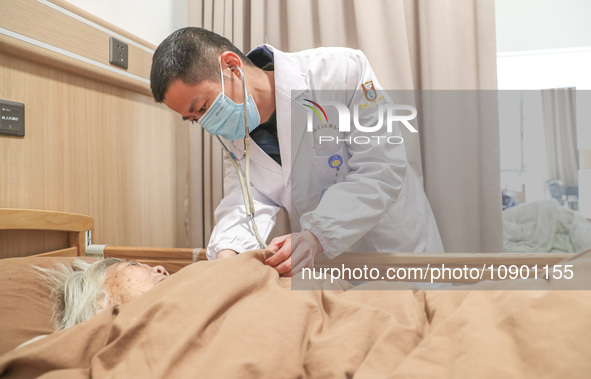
[{"x1": 362, "y1": 80, "x2": 377, "y2": 101}]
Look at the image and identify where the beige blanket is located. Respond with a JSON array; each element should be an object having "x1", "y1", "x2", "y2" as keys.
[{"x1": 1, "y1": 250, "x2": 590, "y2": 378}]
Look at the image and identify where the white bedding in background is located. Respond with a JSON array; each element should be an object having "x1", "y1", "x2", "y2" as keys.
[{"x1": 503, "y1": 199, "x2": 591, "y2": 253}]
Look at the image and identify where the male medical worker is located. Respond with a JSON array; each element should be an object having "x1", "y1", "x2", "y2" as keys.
[{"x1": 150, "y1": 27, "x2": 443, "y2": 276}]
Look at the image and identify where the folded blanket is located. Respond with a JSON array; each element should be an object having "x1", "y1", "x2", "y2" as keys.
[
  {"x1": 503, "y1": 199, "x2": 591, "y2": 253},
  {"x1": 1, "y1": 250, "x2": 591, "y2": 378}
]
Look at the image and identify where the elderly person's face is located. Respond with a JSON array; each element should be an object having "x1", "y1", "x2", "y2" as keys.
[{"x1": 103, "y1": 262, "x2": 169, "y2": 305}]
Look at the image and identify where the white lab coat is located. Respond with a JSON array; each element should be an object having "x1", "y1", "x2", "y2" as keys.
[{"x1": 207, "y1": 45, "x2": 444, "y2": 259}]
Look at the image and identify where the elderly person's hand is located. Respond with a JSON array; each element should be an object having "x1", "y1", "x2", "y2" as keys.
[{"x1": 264, "y1": 231, "x2": 323, "y2": 277}]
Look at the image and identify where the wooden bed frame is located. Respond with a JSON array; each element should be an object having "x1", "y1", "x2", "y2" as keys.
[{"x1": 0, "y1": 208, "x2": 573, "y2": 282}]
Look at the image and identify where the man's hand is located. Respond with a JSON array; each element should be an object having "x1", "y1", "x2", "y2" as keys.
[
  {"x1": 265, "y1": 231, "x2": 323, "y2": 277},
  {"x1": 217, "y1": 249, "x2": 238, "y2": 259}
]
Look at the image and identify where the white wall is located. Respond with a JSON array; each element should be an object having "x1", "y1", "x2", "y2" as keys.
[
  {"x1": 66, "y1": 0, "x2": 188, "y2": 46},
  {"x1": 497, "y1": 47, "x2": 591, "y2": 90},
  {"x1": 496, "y1": 0, "x2": 591, "y2": 52},
  {"x1": 496, "y1": 0, "x2": 591, "y2": 90}
]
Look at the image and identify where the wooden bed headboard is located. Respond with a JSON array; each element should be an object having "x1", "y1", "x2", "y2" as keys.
[
  {"x1": 0, "y1": 208, "x2": 93, "y2": 258},
  {"x1": 0, "y1": 208, "x2": 200, "y2": 273}
]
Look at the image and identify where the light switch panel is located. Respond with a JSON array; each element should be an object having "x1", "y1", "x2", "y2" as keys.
[{"x1": 0, "y1": 99, "x2": 25, "y2": 137}]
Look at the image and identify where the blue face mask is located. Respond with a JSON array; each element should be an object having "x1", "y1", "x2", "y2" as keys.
[{"x1": 197, "y1": 66, "x2": 261, "y2": 141}]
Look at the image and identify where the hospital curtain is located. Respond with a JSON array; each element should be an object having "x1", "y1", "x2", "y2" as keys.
[
  {"x1": 541, "y1": 87, "x2": 579, "y2": 187},
  {"x1": 186, "y1": 0, "x2": 502, "y2": 253},
  {"x1": 183, "y1": 0, "x2": 234, "y2": 248}
]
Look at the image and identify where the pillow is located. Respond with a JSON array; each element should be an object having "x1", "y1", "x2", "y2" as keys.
[{"x1": 0, "y1": 256, "x2": 97, "y2": 355}]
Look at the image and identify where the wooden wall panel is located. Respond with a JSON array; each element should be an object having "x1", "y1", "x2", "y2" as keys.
[
  {"x1": 1, "y1": 1, "x2": 149, "y2": 73},
  {"x1": 0, "y1": 54, "x2": 187, "y2": 248},
  {"x1": 0, "y1": 0, "x2": 192, "y2": 252},
  {"x1": 0, "y1": 0, "x2": 154, "y2": 95}
]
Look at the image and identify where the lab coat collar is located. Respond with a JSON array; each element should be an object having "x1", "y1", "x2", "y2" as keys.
[{"x1": 244, "y1": 44, "x2": 310, "y2": 185}]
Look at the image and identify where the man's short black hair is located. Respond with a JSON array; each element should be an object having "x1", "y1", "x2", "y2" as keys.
[{"x1": 150, "y1": 27, "x2": 253, "y2": 103}]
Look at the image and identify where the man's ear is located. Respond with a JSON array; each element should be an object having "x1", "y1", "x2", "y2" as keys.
[{"x1": 219, "y1": 51, "x2": 242, "y2": 78}]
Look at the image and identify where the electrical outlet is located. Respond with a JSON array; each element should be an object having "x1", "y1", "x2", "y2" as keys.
[{"x1": 109, "y1": 37, "x2": 128, "y2": 69}]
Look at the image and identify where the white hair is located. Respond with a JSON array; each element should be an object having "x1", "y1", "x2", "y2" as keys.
[{"x1": 33, "y1": 258, "x2": 124, "y2": 331}]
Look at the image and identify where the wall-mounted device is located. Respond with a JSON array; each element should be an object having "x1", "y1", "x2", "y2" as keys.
[
  {"x1": 0, "y1": 99, "x2": 25, "y2": 137},
  {"x1": 109, "y1": 37, "x2": 128, "y2": 69}
]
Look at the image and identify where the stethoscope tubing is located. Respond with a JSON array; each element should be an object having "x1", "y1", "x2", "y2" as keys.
[{"x1": 215, "y1": 66, "x2": 268, "y2": 249}]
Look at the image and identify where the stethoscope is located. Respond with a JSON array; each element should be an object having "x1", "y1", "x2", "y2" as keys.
[
  {"x1": 214, "y1": 66, "x2": 268, "y2": 249},
  {"x1": 210, "y1": 66, "x2": 345, "y2": 249}
]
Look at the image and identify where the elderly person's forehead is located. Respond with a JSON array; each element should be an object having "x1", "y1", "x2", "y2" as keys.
[
  {"x1": 103, "y1": 261, "x2": 151, "y2": 282},
  {"x1": 105, "y1": 261, "x2": 138, "y2": 274}
]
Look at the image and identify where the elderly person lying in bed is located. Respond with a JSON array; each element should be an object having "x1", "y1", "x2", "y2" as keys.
[
  {"x1": 36, "y1": 259, "x2": 169, "y2": 330},
  {"x1": 11, "y1": 250, "x2": 591, "y2": 378}
]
